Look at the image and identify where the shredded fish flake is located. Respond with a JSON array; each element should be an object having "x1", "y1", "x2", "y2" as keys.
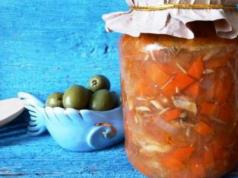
[
  {"x1": 185, "y1": 128, "x2": 191, "y2": 137},
  {"x1": 176, "y1": 62, "x2": 187, "y2": 74},
  {"x1": 210, "y1": 117, "x2": 226, "y2": 125},
  {"x1": 180, "y1": 112, "x2": 187, "y2": 118},
  {"x1": 144, "y1": 54, "x2": 150, "y2": 61},
  {"x1": 159, "y1": 107, "x2": 170, "y2": 115},
  {"x1": 172, "y1": 96, "x2": 197, "y2": 114},
  {"x1": 149, "y1": 51, "x2": 156, "y2": 61},
  {"x1": 175, "y1": 87, "x2": 180, "y2": 94},
  {"x1": 136, "y1": 97, "x2": 147, "y2": 101},
  {"x1": 134, "y1": 115, "x2": 140, "y2": 124},
  {"x1": 150, "y1": 100, "x2": 164, "y2": 110},
  {"x1": 141, "y1": 144, "x2": 171, "y2": 153},
  {"x1": 204, "y1": 146, "x2": 209, "y2": 151},
  {"x1": 136, "y1": 106, "x2": 151, "y2": 112},
  {"x1": 128, "y1": 100, "x2": 134, "y2": 111},
  {"x1": 139, "y1": 139, "x2": 171, "y2": 153},
  {"x1": 203, "y1": 69, "x2": 215, "y2": 74}
]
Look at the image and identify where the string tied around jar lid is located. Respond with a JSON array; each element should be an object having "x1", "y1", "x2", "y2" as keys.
[{"x1": 131, "y1": 3, "x2": 238, "y2": 11}]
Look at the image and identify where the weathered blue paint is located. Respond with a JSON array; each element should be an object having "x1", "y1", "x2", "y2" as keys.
[
  {"x1": 0, "y1": 0, "x2": 127, "y2": 100},
  {"x1": 0, "y1": 0, "x2": 237, "y2": 177},
  {"x1": 0, "y1": 0, "x2": 143, "y2": 177}
]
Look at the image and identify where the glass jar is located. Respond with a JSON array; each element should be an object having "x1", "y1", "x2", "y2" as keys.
[{"x1": 120, "y1": 22, "x2": 238, "y2": 178}]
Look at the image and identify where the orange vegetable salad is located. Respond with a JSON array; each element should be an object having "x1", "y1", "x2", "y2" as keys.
[{"x1": 120, "y1": 34, "x2": 238, "y2": 178}]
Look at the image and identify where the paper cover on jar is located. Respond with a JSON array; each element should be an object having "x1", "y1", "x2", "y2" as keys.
[{"x1": 102, "y1": 0, "x2": 238, "y2": 39}]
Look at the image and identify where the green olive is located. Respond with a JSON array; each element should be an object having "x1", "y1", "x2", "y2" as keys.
[
  {"x1": 63, "y1": 85, "x2": 91, "y2": 109},
  {"x1": 88, "y1": 75, "x2": 110, "y2": 92},
  {"x1": 46, "y1": 92, "x2": 63, "y2": 107},
  {"x1": 89, "y1": 89, "x2": 116, "y2": 111}
]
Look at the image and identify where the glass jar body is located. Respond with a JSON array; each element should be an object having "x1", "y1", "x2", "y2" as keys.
[{"x1": 120, "y1": 34, "x2": 238, "y2": 178}]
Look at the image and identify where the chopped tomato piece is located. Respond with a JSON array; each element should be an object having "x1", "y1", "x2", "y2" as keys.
[
  {"x1": 195, "y1": 121, "x2": 213, "y2": 136},
  {"x1": 188, "y1": 57, "x2": 204, "y2": 79},
  {"x1": 161, "y1": 108, "x2": 181, "y2": 121},
  {"x1": 184, "y1": 82, "x2": 200, "y2": 99}
]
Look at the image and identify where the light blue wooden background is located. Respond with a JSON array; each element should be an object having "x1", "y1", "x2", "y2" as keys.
[
  {"x1": 0, "y1": 0, "x2": 127, "y2": 100},
  {"x1": 0, "y1": 0, "x2": 237, "y2": 177},
  {"x1": 0, "y1": 0, "x2": 144, "y2": 177}
]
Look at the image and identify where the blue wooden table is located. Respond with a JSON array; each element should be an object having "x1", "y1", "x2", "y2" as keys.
[{"x1": 0, "y1": 0, "x2": 237, "y2": 177}]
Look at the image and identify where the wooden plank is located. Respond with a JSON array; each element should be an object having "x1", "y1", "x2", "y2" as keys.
[
  {"x1": 0, "y1": 0, "x2": 144, "y2": 177},
  {"x1": 0, "y1": 136, "x2": 144, "y2": 177}
]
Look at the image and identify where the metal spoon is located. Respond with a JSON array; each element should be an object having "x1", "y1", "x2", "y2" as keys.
[{"x1": 0, "y1": 98, "x2": 25, "y2": 127}]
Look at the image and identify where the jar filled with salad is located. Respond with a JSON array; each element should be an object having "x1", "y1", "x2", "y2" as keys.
[{"x1": 103, "y1": 1, "x2": 238, "y2": 178}]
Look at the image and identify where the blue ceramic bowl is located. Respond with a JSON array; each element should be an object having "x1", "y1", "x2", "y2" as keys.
[{"x1": 18, "y1": 92, "x2": 124, "y2": 152}]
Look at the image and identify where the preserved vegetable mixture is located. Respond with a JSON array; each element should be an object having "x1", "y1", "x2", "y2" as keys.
[
  {"x1": 120, "y1": 33, "x2": 238, "y2": 178},
  {"x1": 103, "y1": 1, "x2": 238, "y2": 177}
]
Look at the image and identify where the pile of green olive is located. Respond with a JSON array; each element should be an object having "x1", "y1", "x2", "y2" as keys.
[{"x1": 46, "y1": 75, "x2": 119, "y2": 111}]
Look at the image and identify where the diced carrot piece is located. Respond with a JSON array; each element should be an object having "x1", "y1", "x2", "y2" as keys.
[
  {"x1": 200, "y1": 102, "x2": 218, "y2": 116},
  {"x1": 162, "y1": 157, "x2": 184, "y2": 171},
  {"x1": 195, "y1": 121, "x2": 213, "y2": 136},
  {"x1": 162, "y1": 146, "x2": 194, "y2": 172},
  {"x1": 162, "y1": 74, "x2": 194, "y2": 97},
  {"x1": 188, "y1": 57, "x2": 204, "y2": 79},
  {"x1": 206, "y1": 57, "x2": 229, "y2": 69},
  {"x1": 146, "y1": 62, "x2": 171, "y2": 86},
  {"x1": 175, "y1": 73, "x2": 195, "y2": 90},
  {"x1": 161, "y1": 108, "x2": 181, "y2": 121},
  {"x1": 171, "y1": 146, "x2": 195, "y2": 161},
  {"x1": 184, "y1": 82, "x2": 200, "y2": 99}
]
